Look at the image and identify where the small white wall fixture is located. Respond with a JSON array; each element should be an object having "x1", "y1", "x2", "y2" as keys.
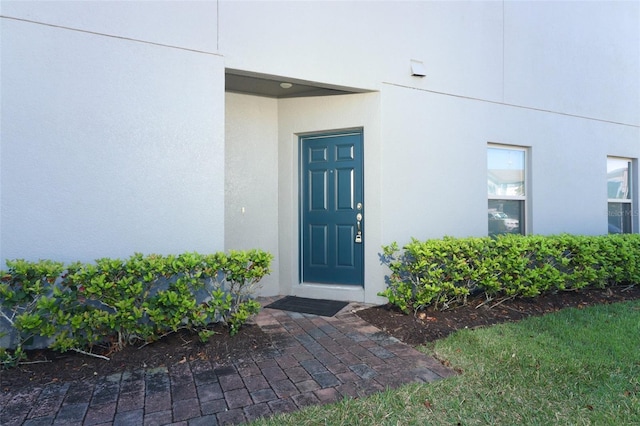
[{"x1": 410, "y1": 59, "x2": 427, "y2": 77}]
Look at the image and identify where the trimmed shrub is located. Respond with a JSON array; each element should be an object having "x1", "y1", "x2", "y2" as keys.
[
  {"x1": 0, "y1": 250, "x2": 272, "y2": 367},
  {"x1": 380, "y1": 234, "x2": 639, "y2": 314}
]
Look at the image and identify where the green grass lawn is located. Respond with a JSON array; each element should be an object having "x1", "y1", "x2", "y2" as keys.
[{"x1": 251, "y1": 300, "x2": 640, "y2": 425}]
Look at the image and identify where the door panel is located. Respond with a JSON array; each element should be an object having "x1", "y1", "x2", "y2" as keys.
[
  {"x1": 310, "y1": 171, "x2": 327, "y2": 210},
  {"x1": 301, "y1": 131, "x2": 363, "y2": 285},
  {"x1": 336, "y1": 168, "x2": 354, "y2": 210}
]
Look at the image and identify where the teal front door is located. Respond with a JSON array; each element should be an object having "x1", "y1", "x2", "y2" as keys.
[{"x1": 300, "y1": 131, "x2": 364, "y2": 285}]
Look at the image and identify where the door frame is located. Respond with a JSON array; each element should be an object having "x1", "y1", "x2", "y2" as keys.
[{"x1": 298, "y1": 128, "x2": 365, "y2": 287}]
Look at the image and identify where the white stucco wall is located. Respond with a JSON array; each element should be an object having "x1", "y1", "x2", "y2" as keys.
[
  {"x1": 219, "y1": 0, "x2": 638, "y2": 126},
  {"x1": 504, "y1": 0, "x2": 639, "y2": 125},
  {"x1": 221, "y1": 1, "x2": 639, "y2": 286},
  {"x1": 2, "y1": 0, "x2": 638, "y2": 303},
  {"x1": 380, "y1": 84, "x2": 640, "y2": 245},
  {"x1": 1, "y1": 3, "x2": 225, "y2": 264},
  {"x1": 220, "y1": 0, "x2": 639, "y2": 250},
  {"x1": 1, "y1": 0, "x2": 218, "y2": 53},
  {"x1": 224, "y1": 93, "x2": 280, "y2": 295},
  {"x1": 220, "y1": 0, "x2": 504, "y2": 101}
]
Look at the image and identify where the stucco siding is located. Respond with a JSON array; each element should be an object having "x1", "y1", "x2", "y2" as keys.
[
  {"x1": 225, "y1": 93, "x2": 280, "y2": 295},
  {"x1": 1, "y1": 0, "x2": 218, "y2": 53},
  {"x1": 504, "y1": 1, "x2": 639, "y2": 124},
  {"x1": 380, "y1": 83, "x2": 639, "y2": 245},
  {"x1": 219, "y1": 1, "x2": 638, "y2": 126},
  {"x1": 1, "y1": 1, "x2": 638, "y2": 304},
  {"x1": 1, "y1": 13, "x2": 225, "y2": 264}
]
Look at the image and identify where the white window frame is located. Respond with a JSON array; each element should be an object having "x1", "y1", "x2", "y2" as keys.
[
  {"x1": 488, "y1": 144, "x2": 528, "y2": 236},
  {"x1": 607, "y1": 156, "x2": 634, "y2": 234}
]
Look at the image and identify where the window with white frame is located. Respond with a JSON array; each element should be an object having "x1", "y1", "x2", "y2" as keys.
[
  {"x1": 488, "y1": 145, "x2": 526, "y2": 236},
  {"x1": 607, "y1": 157, "x2": 633, "y2": 234}
]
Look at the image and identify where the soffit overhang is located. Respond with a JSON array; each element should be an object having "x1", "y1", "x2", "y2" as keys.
[{"x1": 225, "y1": 69, "x2": 371, "y2": 99}]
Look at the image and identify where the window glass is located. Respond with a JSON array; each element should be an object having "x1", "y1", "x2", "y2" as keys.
[
  {"x1": 608, "y1": 203, "x2": 631, "y2": 234},
  {"x1": 488, "y1": 146, "x2": 526, "y2": 236},
  {"x1": 488, "y1": 200, "x2": 523, "y2": 236},
  {"x1": 607, "y1": 157, "x2": 633, "y2": 234},
  {"x1": 488, "y1": 148, "x2": 525, "y2": 197},
  {"x1": 607, "y1": 158, "x2": 630, "y2": 200}
]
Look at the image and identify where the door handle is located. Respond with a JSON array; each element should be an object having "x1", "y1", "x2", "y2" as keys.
[{"x1": 355, "y1": 213, "x2": 363, "y2": 243}]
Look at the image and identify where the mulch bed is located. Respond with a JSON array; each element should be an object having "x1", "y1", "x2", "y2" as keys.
[
  {"x1": 0, "y1": 323, "x2": 273, "y2": 391},
  {"x1": 356, "y1": 285, "x2": 640, "y2": 345}
]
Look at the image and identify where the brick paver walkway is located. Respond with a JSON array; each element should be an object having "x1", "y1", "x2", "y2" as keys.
[{"x1": 1, "y1": 298, "x2": 454, "y2": 425}]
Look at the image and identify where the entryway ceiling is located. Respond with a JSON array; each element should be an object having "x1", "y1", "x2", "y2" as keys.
[{"x1": 225, "y1": 69, "x2": 370, "y2": 99}]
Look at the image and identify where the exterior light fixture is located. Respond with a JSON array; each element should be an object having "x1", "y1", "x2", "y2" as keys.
[
  {"x1": 410, "y1": 59, "x2": 426, "y2": 77},
  {"x1": 280, "y1": 82, "x2": 293, "y2": 89}
]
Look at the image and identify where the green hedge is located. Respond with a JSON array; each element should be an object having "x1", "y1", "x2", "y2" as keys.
[
  {"x1": 0, "y1": 250, "x2": 273, "y2": 367},
  {"x1": 380, "y1": 234, "x2": 640, "y2": 314}
]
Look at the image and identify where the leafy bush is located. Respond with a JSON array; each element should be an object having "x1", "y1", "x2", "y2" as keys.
[
  {"x1": 0, "y1": 250, "x2": 272, "y2": 366},
  {"x1": 0, "y1": 259, "x2": 65, "y2": 367},
  {"x1": 380, "y1": 234, "x2": 640, "y2": 314}
]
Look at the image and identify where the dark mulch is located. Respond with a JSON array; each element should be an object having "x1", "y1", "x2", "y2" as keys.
[
  {"x1": 0, "y1": 323, "x2": 273, "y2": 392},
  {"x1": 356, "y1": 284, "x2": 640, "y2": 345},
  {"x1": 2, "y1": 285, "x2": 639, "y2": 392}
]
